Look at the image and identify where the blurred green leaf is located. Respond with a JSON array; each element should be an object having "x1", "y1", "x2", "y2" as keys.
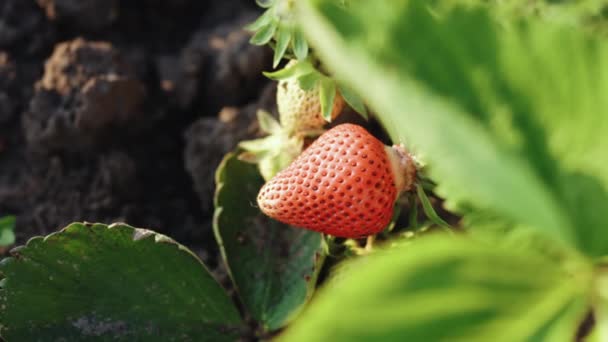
[
  {"x1": 594, "y1": 271, "x2": 608, "y2": 342},
  {"x1": 338, "y1": 84, "x2": 368, "y2": 119},
  {"x1": 239, "y1": 135, "x2": 283, "y2": 155},
  {"x1": 280, "y1": 234, "x2": 590, "y2": 342},
  {"x1": 214, "y1": 153, "x2": 325, "y2": 331},
  {"x1": 585, "y1": 328, "x2": 600, "y2": 342},
  {"x1": 250, "y1": 19, "x2": 278, "y2": 45},
  {"x1": 0, "y1": 216, "x2": 15, "y2": 247},
  {"x1": 416, "y1": 185, "x2": 451, "y2": 229},
  {"x1": 246, "y1": 9, "x2": 273, "y2": 31},
  {"x1": 274, "y1": 25, "x2": 293, "y2": 67},
  {"x1": 257, "y1": 110, "x2": 282, "y2": 135},
  {"x1": 0, "y1": 223, "x2": 243, "y2": 341},
  {"x1": 264, "y1": 59, "x2": 315, "y2": 80},
  {"x1": 297, "y1": 72, "x2": 320, "y2": 91},
  {"x1": 299, "y1": 0, "x2": 608, "y2": 256},
  {"x1": 292, "y1": 29, "x2": 309, "y2": 60},
  {"x1": 319, "y1": 77, "x2": 336, "y2": 121}
]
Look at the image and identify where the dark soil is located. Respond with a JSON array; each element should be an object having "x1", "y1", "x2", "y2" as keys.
[{"x1": 0, "y1": 0, "x2": 274, "y2": 266}]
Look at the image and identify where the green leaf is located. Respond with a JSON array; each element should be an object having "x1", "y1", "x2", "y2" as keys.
[
  {"x1": 280, "y1": 234, "x2": 590, "y2": 342},
  {"x1": 264, "y1": 59, "x2": 315, "y2": 80},
  {"x1": 0, "y1": 216, "x2": 15, "y2": 247},
  {"x1": 292, "y1": 29, "x2": 309, "y2": 60},
  {"x1": 273, "y1": 25, "x2": 293, "y2": 68},
  {"x1": 250, "y1": 19, "x2": 278, "y2": 46},
  {"x1": 299, "y1": 0, "x2": 608, "y2": 256},
  {"x1": 416, "y1": 184, "x2": 451, "y2": 229},
  {"x1": 214, "y1": 153, "x2": 325, "y2": 331},
  {"x1": 0, "y1": 223, "x2": 243, "y2": 341},
  {"x1": 594, "y1": 271, "x2": 608, "y2": 342},
  {"x1": 297, "y1": 72, "x2": 320, "y2": 91},
  {"x1": 238, "y1": 135, "x2": 283, "y2": 154},
  {"x1": 319, "y1": 77, "x2": 336, "y2": 121},
  {"x1": 257, "y1": 110, "x2": 282, "y2": 135},
  {"x1": 246, "y1": 9, "x2": 273, "y2": 31},
  {"x1": 338, "y1": 83, "x2": 368, "y2": 119}
]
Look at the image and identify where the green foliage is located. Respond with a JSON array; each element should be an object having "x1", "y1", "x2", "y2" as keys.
[
  {"x1": 593, "y1": 271, "x2": 608, "y2": 342},
  {"x1": 298, "y1": 0, "x2": 608, "y2": 257},
  {"x1": 214, "y1": 153, "x2": 326, "y2": 331},
  {"x1": 249, "y1": 17, "x2": 277, "y2": 46},
  {"x1": 248, "y1": 0, "x2": 308, "y2": 66},
  {"x1": 482, "y1": 0, "x2": 608, "y2": 34},
  {"x1": 285, "y1": 0, "x2": 608, "y2": 340},
  {"x1": 292, "y1": 29, "x2": 309, "y2": 60},
  {"x1": 280, "y1": 234, "x2": 590, "y2": 342},
  {"x1": 0, "y1": 216, "x2": 15, "y2": 247},
  {"x1": 263, "y1": 58, "x2": 316, "y2": 81},
  {"x1": 337, "y1": 84, "x2": 368, "y2": 118},
  {"x1": 318, "y1": 77, "x2": 336, "y2": 121},
  {"x1": 416, "y1": 185, "x2": 451, "y2": 230},
  {"x1": 273, "y1": 23, "x2": 293, "y2": 67},
  {"x1": 0, "y1": 223, "x2": 243, "y2": 341}
]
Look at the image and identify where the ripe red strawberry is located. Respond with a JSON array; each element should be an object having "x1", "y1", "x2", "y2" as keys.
[{"x1": 257, "y1": 123, "x2": 416, "y2": 238}]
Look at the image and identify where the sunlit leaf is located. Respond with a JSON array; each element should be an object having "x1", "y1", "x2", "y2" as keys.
[
  {"x1": 281, "y1": 234, "x2": 590, "y2": 341},
  {"x1": 299, "y1": 0, "x2": 608, "y2": 256}
]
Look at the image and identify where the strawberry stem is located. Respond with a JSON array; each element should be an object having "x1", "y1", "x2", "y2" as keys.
[
  {"x1": 415, "y1": 184, "x2": 453, "y2": 233},
  {"x1": 364, "y1": 235, "x2": 375, "y2": 253},
  {"x1": 322, "y1": 235, "x2": 346, "y2": 258}
]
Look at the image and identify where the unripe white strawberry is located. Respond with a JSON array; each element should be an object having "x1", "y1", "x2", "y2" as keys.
[{"x1": 277, "y1": 76, "x2": 345, "y2": 135}]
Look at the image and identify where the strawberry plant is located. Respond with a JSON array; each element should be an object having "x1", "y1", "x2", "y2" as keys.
[{"x1": 2, "y1": 0, "x2": 608, "y2": 341}]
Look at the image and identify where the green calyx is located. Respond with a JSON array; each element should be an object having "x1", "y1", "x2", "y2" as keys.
[
  {"x1": 247, "y1": 0, "x2": 309, "y2": 67},
  {"x1": 238, "y1": 110, "x2": 304, "y2": 181}
]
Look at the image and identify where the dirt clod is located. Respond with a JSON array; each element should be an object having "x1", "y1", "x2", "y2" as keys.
[
  {"x1": 0, "y1": 0, "x2": 52, "y2": 51},
  {"x1": 184, "y1": 83, "x2": 276, "y2": 213},
  {"x1": 0, "y1": 52, "x2": 17, "y2": 123},
  {"x1": 156, "y1": 12, "x2": 271, "y2": 110},
  {"x1": 23, "y1": 38, "x2": 145, "y2": 152}
]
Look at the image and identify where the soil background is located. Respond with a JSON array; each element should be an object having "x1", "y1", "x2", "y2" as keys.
[{"x1": 0, "y1": 0, "x2": 276, "y2": 268}]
